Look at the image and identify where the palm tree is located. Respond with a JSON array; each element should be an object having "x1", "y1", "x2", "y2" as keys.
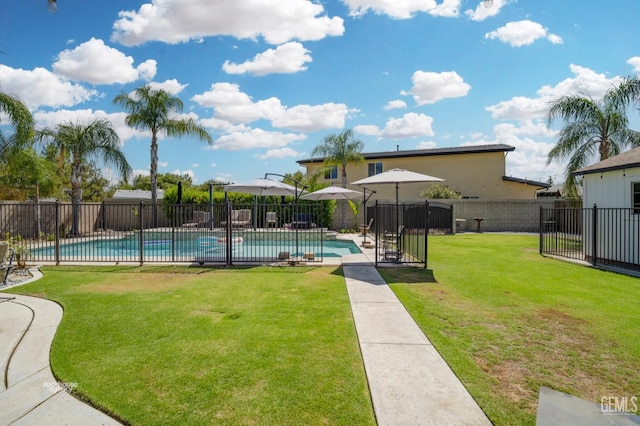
[
  {"x1": 547, "y1": 76, "x2": 640, "y2": 196},
  {"x1": 312, "y1": 129, "x2": 364, "y2": 228},
  {"x1": 113, "y1": 85, "x2": 213, "y2": 227},
  {"x1": 0, "y1": 92, "x2": 34, "y2": 150},
  {"x1": 51, "y1": 118, "x2": 132, "y2": 236}
]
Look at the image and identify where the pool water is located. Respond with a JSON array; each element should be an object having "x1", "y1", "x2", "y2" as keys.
[{"x1": 32, "y1": 236, "x2": 361, "y2": 262}]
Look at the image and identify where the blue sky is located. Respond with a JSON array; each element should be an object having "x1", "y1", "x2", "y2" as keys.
[{"x1": 2, "y1": 0, "x2": 640, "y2": 186}]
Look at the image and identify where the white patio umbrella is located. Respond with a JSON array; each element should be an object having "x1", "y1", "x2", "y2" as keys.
[
  {"x1": 300, "y1": 185, "x2": 363, "y2": 201},
  {"x1": 224, "y1": 178, "x2": 303, "y2": 229},
  {"x1": 351, "y1": 168, "x2": 444, "y2": 238},
  {"x1": 223, "y1": 178, "x2": 302, "y2": 197}
]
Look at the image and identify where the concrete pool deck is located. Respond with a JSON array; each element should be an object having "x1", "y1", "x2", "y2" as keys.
[{"x1": 0, "y1": 234, "x2": 490, "y2": 425}]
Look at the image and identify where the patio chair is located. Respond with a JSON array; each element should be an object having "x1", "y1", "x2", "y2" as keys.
[
  {"x1": 290, "y1": 213, "x2": 313, "y2": 229},
  {"x1": 382, "y1": 225, "x2": 404, "y2": 260},
  {"x1": 183, "y1": 210, "x2": 210, "y2": 228},
  {"x1": 360, "y1": 217, "x2": 374, "y2": 236},
  {"x1": 0, "y1": 242, "x2": 15, "y2": 286},
  {"x1": 222, "y1": 209, "x2": 251, "y2": 228},
  {"x1": 266, "y1": 211, "x2": 278, "y2": 228}
]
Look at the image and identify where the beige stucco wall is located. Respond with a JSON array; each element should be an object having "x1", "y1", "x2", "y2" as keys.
[{"x1": 302, "y1": 151, "x2": 539, "y2": 202}]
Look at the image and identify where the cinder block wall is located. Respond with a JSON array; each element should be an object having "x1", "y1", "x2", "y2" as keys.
[{"x1": 445, "y1": 199, "x2": 557, "y2": 232}]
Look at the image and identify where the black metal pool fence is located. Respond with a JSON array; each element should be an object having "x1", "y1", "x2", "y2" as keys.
[
  {"x1": 540, "y1": 205, "x2": 640, "y2": 273},
  {"x1": 370, "y1": 201, "x2": 453, "y2": 267},
  {"x1": 0, "y1": 201, "x2": 331, "y2": 265}
]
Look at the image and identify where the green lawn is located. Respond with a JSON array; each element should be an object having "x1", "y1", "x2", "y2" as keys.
[
  {"x1": 382, "y1": 233, "x2": 640, "y2": 426},
  {"x1": 3, "y1": 265, "x2": 375, "y2": 426}
]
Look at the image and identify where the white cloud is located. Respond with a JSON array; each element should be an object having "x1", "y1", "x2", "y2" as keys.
[
  {"x1": 148, "y1": 79, "x2": 189, "y2": 95},
  {"x1": 464, "y1": 0, "x2": 505, "y2": 21},
  {"x1": 158, "y1": 161, "x2": 169, "y2": 168},
  {"x1": 402, "y1": 70, "x2": 470, "y2": 105},
  {"x1": 485, "y1": 20, "x2": 563, "y2": 47},
  {"x1": 255, "y1": 147, "x2": 302, "y2": 159},
  {"x1": 627, "y1": 57, "x2": 640, "y2": 73},
  {"x1": 384, "y1": 100, "x2": 407, "y2": 110},
  {"x1": 380, "y1": 112, "x2": 434, "y2": 139},
  {"x1": 354, "y1": 124, "x2": 381, "y2": 136},
  {"x1": 111, "y1": 0, "x2": 344, "y2": 46},
  {"x1": 494, "y1": 124, "x2": 560, "y2": 181},
  {"x1": 52, "y1": 38, "x2": 157, "y2": 84},
  {"x1": 171, "y1": 169, "x2": 196, "y2": 182},
  {"x1": 133, "y1": 169, "x2": 150, "y2": 179},
  {"x1": 210, "y1": 128, "x2": 306, "y2": 151},
  {"x1": 223, "y1": 42, "x2": 312, "y2": 76},
  {"x1": 486, "y1": 64, "x2": 621, "y2": 121},
  {"x1": 30, "y1": 109, "x2": 147, "y2": 145},
  {"x1": 416, "y1": 141, "x2": 437, "y2": 149},
  {"x1": 0, "y1": 65, "x2": 97, "y2": 109},
  {"x1": 271, "y1": 103, "x2": 349, "y2": 131},
  {"x1": 342, "y1": 0, "x2": 459, "y2": 19},
  {"x1": 193, "y1": 82, "x2": 348, "y2": 131}
]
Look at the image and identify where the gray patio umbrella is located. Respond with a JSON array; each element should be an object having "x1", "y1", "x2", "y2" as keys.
[
  {"x1": 299, "y1": 185, "x2": 363, "y2": 201},
  {"x1": 224, "y1": 178, "x2": 302, "y2": 229},
  {"x1": 351, "y1": 168, "x2": 444, "y2": 243},
  {"x1": 223, "y1": 178, "x2": 302, "y2": 197}
]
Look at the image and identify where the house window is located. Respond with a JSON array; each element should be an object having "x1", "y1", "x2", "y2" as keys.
[
  {"x1": 368, "y1": 162, "x2": 383, "y2": 176},
  {"x1": 324, "y1": 166, "x2": 338, "y2": 180},
  {"x1": 633, "y1": 182, "x2": 640, "y2": 214}
]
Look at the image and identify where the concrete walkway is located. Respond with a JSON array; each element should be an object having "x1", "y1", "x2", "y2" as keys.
[
  {"x1": 342, "y1": 245, "x2": 491, "y2": 425},
  {"x1": 0, "y1": 270, "x2": 121, "y2": 425},
  {"x1": 0, "y1": 243, "x2": 490, "y2": 425}
]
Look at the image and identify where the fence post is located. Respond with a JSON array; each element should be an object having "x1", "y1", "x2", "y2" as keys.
[
  {"x1": 374, "y1": 200, "x2": 379, "y2": 267},
  {"x1": 539, "y1": 206, "x2": 543, "y2": 255},
  {"x1": 424, "y1": 200, "x2": 429, "y2": 269},
  {"x1": 139, "y1": 201, "x2": 144, "y2": 266},
  {"x1": 225, "y1": 196, "x2": 232, "y2": 266},
  {"x1": 55, "y1": 201, "x2": 60, "y2": 265},
  {"x1": 591, "y1": 204, "x2": 597, "y2": 267}
]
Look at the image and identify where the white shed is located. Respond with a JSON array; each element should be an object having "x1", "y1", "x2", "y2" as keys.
[{"x1": 574, "y1": 147, "x2": 640, "y2": 268}]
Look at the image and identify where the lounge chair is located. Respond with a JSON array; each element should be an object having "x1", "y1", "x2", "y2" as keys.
[
  {"x1": 221, "y1": 209, "x2": 251, "y2": 228},
  {"x1": 266, "y1": 211, "x2": 278, "y2": 228},
  {"x1": 183, "y1": 210, "x2": 210, "y2": 228},
  {"x1": 0, "y1": 242, "x2": 15, "y2": 286},
  {"x1": 360, "y1": 217, "x2": 374, "y2": 236},
  {"x1": 290, "y1": 213, "x2": 313, "y2": 229}
]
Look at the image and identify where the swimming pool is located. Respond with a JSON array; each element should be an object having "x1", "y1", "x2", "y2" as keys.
[{"x1": 31, "y1": 234, "x2": 361, "y2": 263}]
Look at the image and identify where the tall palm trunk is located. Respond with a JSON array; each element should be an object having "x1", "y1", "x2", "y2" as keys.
[
  {"x1": 341, "y1": 167, "x2": 348, "y2": 229},
  {"x1": 70, "y1": 158, "x2": 83, "y2": 236},
  {"x1": 150, "y1": 133, "x2": 158, "y2": 228}
]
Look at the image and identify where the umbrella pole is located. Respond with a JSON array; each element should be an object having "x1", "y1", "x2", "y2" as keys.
[{"x1": 396, "y1": 182, "x2": 400, "y2": 260}]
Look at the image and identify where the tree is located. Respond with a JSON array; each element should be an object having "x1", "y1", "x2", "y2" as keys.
[
  {"x1": 113, "y1": 85, "x2": 213, "y2": 226},
  {"x1": 49, "y1": 118, "x2": 132, "y2": 235},
  {"x1": 311, "y1": 129, "x2": 364, "y2": 228},
  {"x1": 0, "y1": 92, "x2": 34, "y2": 150},
  {"x1": 128, "y1": 172, "x2": 193, "y2": 191},
  {"x1": 547, "y1": 76, "x2": 640, "y2": 196},
  {"x1": 421, "y1": 184, "x2": 461, "y2": 199}
]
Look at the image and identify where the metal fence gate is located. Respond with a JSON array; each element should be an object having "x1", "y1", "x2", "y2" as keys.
[{"x1": 369, "y1": 201, "x2": 452, "y2": 268}]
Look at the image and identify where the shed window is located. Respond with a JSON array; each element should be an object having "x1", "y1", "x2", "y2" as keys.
[
  {"x1": 633, "y1": 182, "x2": 640, "y2": 214},
  {"x1": 368, "y1": 162, "x2": 383, "y2": 176},
  {"x1": 324, "y1": 166, "x2": 338, "y2": 180}
]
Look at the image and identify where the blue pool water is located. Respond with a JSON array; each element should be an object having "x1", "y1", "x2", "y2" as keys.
[{"x1": 32, "y1": 236, "x2": 361, "y2": 262}]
